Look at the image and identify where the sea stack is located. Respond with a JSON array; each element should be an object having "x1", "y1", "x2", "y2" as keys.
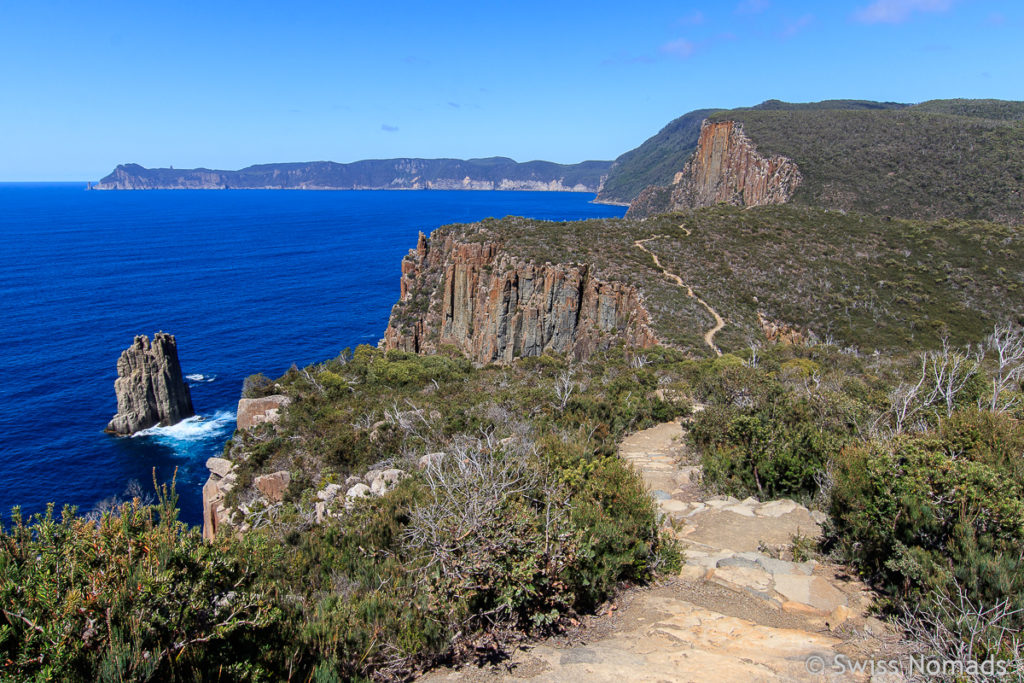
[{"x1": 105, "y1": 333, "x2": 194, "y2": 435}]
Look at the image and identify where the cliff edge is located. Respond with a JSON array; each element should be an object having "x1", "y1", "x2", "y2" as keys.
[
  {"x1": 627, "y1": 120, "x2": 801, "y2": 218},
  {"x1": 105, "y1": 333, "x2": 194, "y2": 435},
  {"x1": 382, "y1": 230, "x2": 657, "y2": 363}
]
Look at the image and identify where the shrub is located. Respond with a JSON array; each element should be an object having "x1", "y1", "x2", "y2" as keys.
[{"x1": 826, "y1": 418, "x2": 1024, "y2": 625}]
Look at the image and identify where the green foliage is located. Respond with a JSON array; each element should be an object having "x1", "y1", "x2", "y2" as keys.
[
  {"x1": 0, "y1": 480, "x2": 281, "y2": 681},
  {"x1": 826, "y1": 414, "x2": 1024, "y2": 624},
  {"x1": 2, "y1": 347, "x2": 691, "y2": 680},
  {"x1": 697, "y1": 409, "x2": 840, "y2": 503}
]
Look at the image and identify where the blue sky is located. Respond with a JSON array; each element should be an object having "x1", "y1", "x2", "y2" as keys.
[{"x1": 1, "y1": 0, "x2": 1021, "y2": 180}]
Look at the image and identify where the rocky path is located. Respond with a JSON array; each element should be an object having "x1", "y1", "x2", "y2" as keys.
[
  {"x1": 422, "y1": 417, "x2": 900, "y2": 682},
  {"x1": 634, "y1": 237, "x2": 724, "y2": 356}
]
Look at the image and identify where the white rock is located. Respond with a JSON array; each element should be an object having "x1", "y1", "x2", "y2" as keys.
[
  {"x1": 755, "y1": 499, "x2": 800, "y2": 518},
  {"x1": 370, "y1": 468, "x2": 406, "y2": 495},
  {"x1": 660, "y1": 499, "x2": 688, "y2": 513},
  {"x1": 317, "y1": 484, "x2": 343, "y2": 501},
  {"x1": 346, "y1": 483, "x2": 371, "y2": 499}
]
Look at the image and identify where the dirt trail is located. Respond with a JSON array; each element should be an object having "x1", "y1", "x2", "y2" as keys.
[
  {"x1": 634, "y1": 235, "x2": 724, "y2": 356},
  {"x1": 421, "y1": 418, "x2": 901, "y2": 682}
]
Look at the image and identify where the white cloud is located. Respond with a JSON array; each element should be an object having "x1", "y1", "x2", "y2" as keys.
[
  {"x1": 660, "y1": 38, "x2": 697, "y2": 58},
  {"x1": 854, "y1": 0, "x2": 952, "y2": 24}
]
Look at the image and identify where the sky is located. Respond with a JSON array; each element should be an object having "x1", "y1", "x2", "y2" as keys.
[{"x1": 1, "y1": 0, "x2": 1021, "y2": 180}]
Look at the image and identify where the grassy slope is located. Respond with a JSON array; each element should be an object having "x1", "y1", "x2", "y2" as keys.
[{"x1": 445, "y1": 205, "x2": 1024, "y2": 354}]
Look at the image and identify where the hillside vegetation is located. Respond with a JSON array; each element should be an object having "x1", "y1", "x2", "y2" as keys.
[
  {"x1": 596, "y1": 99, "x2": 908, "y2": 204},
  {"x1": 595, "y1": 108, "x2": 717, "y2": 204},
  {"x1": 712, "y1": 106, "x2": 1024, "y2": 225},
  {"x1": 446, "y1": 205, "x2": 1024, "y2": 355}
]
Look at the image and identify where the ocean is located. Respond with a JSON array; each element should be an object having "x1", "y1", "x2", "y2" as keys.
[{"x1": 0, "y1": 184, "x2": 626, "y2": 525}]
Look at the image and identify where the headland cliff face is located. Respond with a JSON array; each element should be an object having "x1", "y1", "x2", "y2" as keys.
[
  {"x1": 627, "y1": 120, "x2": 801, "y2": 217},
  {"x1": 382, "y1": 231, "x2": 658, "y2": 364},
  {"x1": 93, "y1": 159, "x2": 611, "y2": 192}
]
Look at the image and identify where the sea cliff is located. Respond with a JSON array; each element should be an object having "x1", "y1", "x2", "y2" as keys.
[
  {"x1": 94, "y1": 158, "x2": 611, "y2": 192},
  {"x1": 627, "y1": 120, "x2": 801, "y2": 218},
  {"x1": 382, "y1": 230, "x2": 657, "y2": 363}
]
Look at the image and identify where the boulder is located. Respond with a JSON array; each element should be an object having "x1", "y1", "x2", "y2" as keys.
[
  {"x1": 370, "y1": 468, "x2": 406, "y2": 495},
  {"x1": 105, "y1": 333, "x2": 194, "y2": 435},
  {"x1": 236, "y1": 395, "x2": 291, "y2": 431},
  {"x1": 316, "y1": 484, "x2": 343, "y2": 502},
  {"x1": 254, "y1": 471, "x2": 291, "y2": 502},
  {"x1": 346, "y1": 483, "x2": 371, "y2": 499},
  {"x1": 206, "y1": 457, "x2": 234, "y2": 478}
]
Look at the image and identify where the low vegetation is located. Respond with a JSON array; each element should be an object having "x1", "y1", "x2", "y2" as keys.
[
  {"x1": 710, "y1": 105, "x2": 1024, "y2": 225},
  {"x1": 444, "y1": 205, "x2": 1024, "y2": 355},
  {"x1": 687, "y1": 324, "x2": 1024, "y2": 675},
  {"x1": 2, "y1": 347, "x2": 689, "y2": 681},
  {"x1": 597, "y1": 99, "x2": 911, "y2": 205}
]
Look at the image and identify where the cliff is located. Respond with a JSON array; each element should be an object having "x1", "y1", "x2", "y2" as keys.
[
  {"x1": 620, "y1": 99, "x2": 1024, "y2": 224},
  {"x1": 105, "y1": 333, "x2": 194, "y2": 435},
  {"x1": 94, "y1": 158, "x2": 611, "y2": 192},
  {"x1": 627, "y1": 120, "x2": 802, "y2": 218},
  {"x1": 383, "y1": 231, "x2": 658, "y2": 363}
]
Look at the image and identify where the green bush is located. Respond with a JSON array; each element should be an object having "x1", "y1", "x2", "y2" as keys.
[
  {"x1": 826, "y1": 415, "x2": 1024, "y2": 624},
  {"x1": 0, "y1": 482, "x2": 281, "y2": 681}
]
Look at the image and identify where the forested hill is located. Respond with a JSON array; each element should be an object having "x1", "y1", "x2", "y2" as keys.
[{"x1": 94, "y1": 157, "x2": 612, "y2": 192}]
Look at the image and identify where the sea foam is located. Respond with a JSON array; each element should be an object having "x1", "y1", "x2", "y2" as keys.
[{"x1": 133, "y1": 410, "x2": 236, "y2": 445}]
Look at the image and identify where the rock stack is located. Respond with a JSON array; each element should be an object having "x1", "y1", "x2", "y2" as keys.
[{"x1": 105, "y1": 333, "x2": 194, "y2": 435}]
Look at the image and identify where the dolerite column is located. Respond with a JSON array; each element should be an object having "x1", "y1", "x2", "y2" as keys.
[{"x1": 105, "y1": 332, "x2": 195, "y2": 435}]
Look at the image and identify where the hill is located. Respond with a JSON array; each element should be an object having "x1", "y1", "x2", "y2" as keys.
[
  {"x1": 385, "y1": 205, "x2": 1024, "y2": 358},
  {"x1": 605, "y1": 98, "x2": 1024, "y2": 226},
  {"x1": 594, "y1": 100, "x2": 908, "y2": 204},
  {"x1": 93, "y1": 157, "x2": 613, "y2": 192},
  {"x1": 696, "y1": 104, "x2": 1024, "y2": 224}
]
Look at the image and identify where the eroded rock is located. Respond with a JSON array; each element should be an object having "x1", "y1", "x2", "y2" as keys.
[
  {"x1": 106, "y1": 333, "x2": 194, "y2": 435},
  {"x1": 236, "y1": 395, "x2": 291, "y2": 430},
  {"x1": 382, "y1": 232, "x2": 659, "y2": 363},
  {"x1": 254, "y1": 471, "x2": 291, "y2": 502}
]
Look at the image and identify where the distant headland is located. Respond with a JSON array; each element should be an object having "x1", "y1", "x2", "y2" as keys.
[{"x1": 92, "y1": 158, "x2": 612, "y2": 192}]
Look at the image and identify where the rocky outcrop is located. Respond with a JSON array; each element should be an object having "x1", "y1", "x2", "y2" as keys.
[
  {"x1": 383, "y1": 231, "x2": 658, "y2": 363},
  {"x1": 758, "y1": 313, "x2": 811, "y2": 346},
  {"x1": 627, "y1": 120, "x2": 802, "y2": 218},
  {"x1": 105, "y1": 333, "x2": 194, "y2": 435},
  {"x1": 236, "y1": 395, "x2": 292, "y2": 430},
  {"x1": 202, "y1": 457, "x2": 237, "y2": 541}
]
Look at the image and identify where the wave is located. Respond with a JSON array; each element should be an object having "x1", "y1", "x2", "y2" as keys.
[
  {"x1": 133, "y1": 410, "x2": 236, "y2": 446},
  {"x1": 185, "y1": 373, "x2": 216, "y2": 383}
]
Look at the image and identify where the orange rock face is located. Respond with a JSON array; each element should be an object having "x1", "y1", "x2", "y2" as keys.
[
  {"x1": 628, "y1": 120, "x2": 802, "y2": 217},
  {"x1": 383, "y1": 232, "x2": 657, "y2": 363}
]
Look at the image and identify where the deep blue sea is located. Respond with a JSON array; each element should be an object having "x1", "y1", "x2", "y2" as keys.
[{"x1": 0, "y1": 184, "x2": 625, "y2": 525}]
